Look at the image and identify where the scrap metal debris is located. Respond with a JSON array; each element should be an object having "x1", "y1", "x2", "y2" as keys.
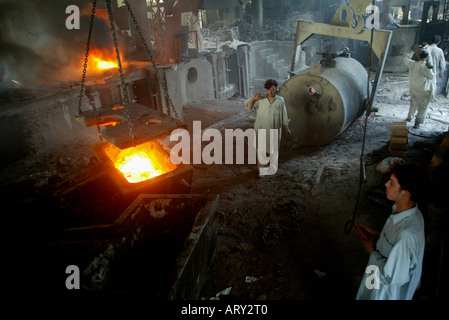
[{"x1": 262, "y1": 200, "x2": 304, "y2": 244}]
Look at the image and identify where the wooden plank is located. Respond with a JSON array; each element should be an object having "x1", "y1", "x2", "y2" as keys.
[
  {"x1": 390, "y1": 144, "x2": 407, "y2": 151},
  {"x1": 390, "y1": 150, "x2": 407, "y2": 157},
  {"x1": 391, "y1": 129, "x2": 408, "y2": 137},
  {"x1": 390, "y1": 136, "x2": 408, "y2": 145},
  {"x1": 391, "y1": 121, "x2": 407, "y2": 127}
]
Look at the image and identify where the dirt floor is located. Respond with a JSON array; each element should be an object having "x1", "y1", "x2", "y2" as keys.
[
  {"x1": 188, "y1": 72, "x2": 449, "y2": 300},
  {"x1": 2, "y1": 72, "x2": 449, "y2": 302}
]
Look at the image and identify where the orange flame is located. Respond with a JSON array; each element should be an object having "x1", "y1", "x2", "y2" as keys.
[
  {"x1": 103, "y1": 141, "x2": 176, "y2": 183},
  {"x1": 94, "y1": 57, "x2": 118, "y2": 70},
  {"x1": 87, "y1": 48, "x2": 121, "y2": 73}
]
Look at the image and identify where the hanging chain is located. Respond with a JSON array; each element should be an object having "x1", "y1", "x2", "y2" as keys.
[
  {"x1": 345, "y1": 0, "x2": 376, "y2": 236},
  {"x1": 76, "y1": 0, "x2": 177, "y2": 148},
  {"x1": 123, "y1": 0, "x2": 180, "y2": 120},
  {"x1": 106, "y1": 0, "x2": 136, "y2": 146},
  {"x1": 77, "y1": 0, "x2": 97, "y2": 115}
]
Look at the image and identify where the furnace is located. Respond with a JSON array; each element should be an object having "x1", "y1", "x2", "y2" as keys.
[
  {"x1": 76, "y1": 101, "x2": 189, "y2": 189},
  {"x1": 58, "y1": 138, "x2": 193, "y2": 229},
  {"x1": 52, "y1": 88, "x2": 212, "y2": 300},
  {"x1": 58, "y1": 100, "x2": 195, "y2": 229}
]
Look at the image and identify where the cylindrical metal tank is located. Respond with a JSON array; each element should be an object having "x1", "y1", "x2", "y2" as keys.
[{"x1": 278, "y1": 57, "x2": 368, "y2": 146}]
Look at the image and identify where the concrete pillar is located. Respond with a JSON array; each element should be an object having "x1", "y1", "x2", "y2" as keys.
[
  {"x1": 235, "y1": 4, "x2": 243, "y2": 22},
  {"x1": 401, "y1": 5, "x2": 410, "y2": 25},
  {"x1": 381, "y1": 0, "x2": 391, "y2": 28},
  {"x1": 257, "y1": 0, "x2": 263, "y2": 29}
]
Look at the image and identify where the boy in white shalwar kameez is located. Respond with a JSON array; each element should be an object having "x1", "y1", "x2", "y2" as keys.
[
  {"x1": 356, "y1": 162, "x2": 429, "y2": 300},
  {"x1": 245, "y1": 79, "x2": 291, "y2": 176}
]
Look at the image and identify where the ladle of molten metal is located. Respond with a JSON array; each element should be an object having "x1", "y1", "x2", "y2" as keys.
[
  {"x1": 77, "y1": 103, "x2": 184, "y2": 183},
  {"x1": 103, "y1": 140, "x2": 176, "y2": 183}
]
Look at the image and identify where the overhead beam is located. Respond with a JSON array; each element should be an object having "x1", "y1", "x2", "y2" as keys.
[{"x1": 291, "y1": 20, "x2": 392, "y2": 110}]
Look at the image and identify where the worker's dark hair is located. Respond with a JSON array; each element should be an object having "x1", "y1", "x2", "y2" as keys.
[
  {"x1": 392, "y1": 162, "x2": 430, "y2": 203},
  {"x1": 419, "y1": 50, "x2": 429, "y2": 59},
  {"x1": 432, "y1": 35, "x2": 441, "y2": 44},
  {"x1": 264, "y1": 79, "x2": 278, "y2": 89}
]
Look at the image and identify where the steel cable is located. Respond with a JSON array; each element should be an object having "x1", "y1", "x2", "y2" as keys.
[{"x1": 345, "y1": 0, "x2": 376, "y2": 235}]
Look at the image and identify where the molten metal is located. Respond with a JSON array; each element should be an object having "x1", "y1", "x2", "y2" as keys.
[
  {"x1": 87, "y1": 48, "x2": 120, "y2": 72},
  {"x1": 94, "y1": 57, "x2": 118, "y2": 70},
  {"x1": 103, "y1": 141, "x2": 176, "y2": 183}
]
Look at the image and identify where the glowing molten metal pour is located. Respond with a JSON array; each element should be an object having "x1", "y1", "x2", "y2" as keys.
[
  {"x1": 103, "y1": 141, "x2": 176, "y2": 183},
  {"x1": 87, "y1": 48, "x2": 120, "y2": 72},
  {"x1": 95, "y1": 58, "x2": 118, "y2": 70}
]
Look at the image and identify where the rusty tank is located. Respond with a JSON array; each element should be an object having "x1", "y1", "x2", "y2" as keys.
[{"x1": 278, "y1": 55, "x2": 368, "y2": 146}]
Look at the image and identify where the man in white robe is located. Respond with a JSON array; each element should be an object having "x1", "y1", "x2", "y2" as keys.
[
  {"x1": 427, "y1": 35, "x2": 446, "y2": 101},
  {"x1": 404, "y1": 48, "x2": 435, "y2": 128},
  {"x1": 245, "y1": 79, "x2": 291, "y2": 176}
]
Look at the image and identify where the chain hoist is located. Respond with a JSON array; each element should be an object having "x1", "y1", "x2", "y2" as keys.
[
  {"x1": 123, "y1": 0, "x2": 180, "y2": 121},
  {"x1": 105, "y1": 0, "x2": 136, "y2": 146},
  {"x1": 77, "y1": 0, "x2": 106, "y2": 142},
  {"x1": 345, "y1": 0, "x2": 376, "y2": 236},
  {"x1": 77, "y1": 0, "x2": 179, "y2": 148},
  {"x1": 77, "y1": 0, "x2": 96, "y2": 116}
]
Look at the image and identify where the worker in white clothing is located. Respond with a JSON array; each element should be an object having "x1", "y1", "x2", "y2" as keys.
[
  {"x1": 404, "y1": 47, "x2": 435, "y2": 129},
  {"x1": 427, "y1": 35, "x2": 446, "y2": 101},
  {"x1": 245, "y1": 79, "x2": 291, "y2": 176},
  {"x1": 356, "y1": 162, "x2": 430, "y2": 300}
]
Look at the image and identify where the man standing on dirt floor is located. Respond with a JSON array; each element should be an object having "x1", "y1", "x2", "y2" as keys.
[
  {"x1": 404, "y1": 46, "x2": 435, "y2": 129},
  {"x1": 355, "y1": 162, "x2": 429, "y2": 300},
  {"x1": 428, "y1": 35, "x2": 446, "y2": 101},
  {"x1": 245, "y1": 79, "x2": 291, "y2": 176}
]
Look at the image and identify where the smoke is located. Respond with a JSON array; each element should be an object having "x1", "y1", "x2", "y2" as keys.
[{"x1": 0, "y1": 0, "x2": 121, "y2": 88}]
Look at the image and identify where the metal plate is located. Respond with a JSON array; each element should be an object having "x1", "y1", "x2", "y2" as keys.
[{"x1": 76, "y1": 102, "x2": 184, "y2": 149}]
